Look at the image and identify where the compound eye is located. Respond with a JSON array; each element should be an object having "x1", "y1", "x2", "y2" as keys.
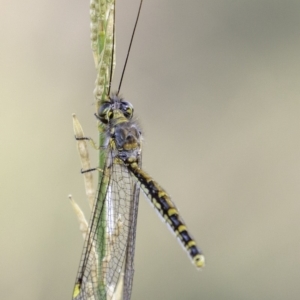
[
  {"x1": 98, "y1": 102, "x2": 113, "y2": 124},
  {"x1": 120, "y1": 101, "x2": 134, "y2": 119}
]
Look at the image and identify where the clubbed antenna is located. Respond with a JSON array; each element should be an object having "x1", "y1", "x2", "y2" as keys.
[
  {"x1": 117, "y1": 0, "x2": 144, "y2": 95},
  {"x1": 107, "y1": 1, "x2": 116, "y2": 96}
]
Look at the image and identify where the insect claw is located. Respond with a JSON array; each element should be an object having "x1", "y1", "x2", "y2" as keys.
[
  {"x1": 75, "y1": 136, "x2": 91, "y2": 141},
  {"x1": 80, "y1": 167, "x2": 97, "y2": 174}
]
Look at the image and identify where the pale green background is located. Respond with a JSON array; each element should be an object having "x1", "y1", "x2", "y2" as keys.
[{"x1": 1, "y1": 0, "x2": 300, "y2": 299}]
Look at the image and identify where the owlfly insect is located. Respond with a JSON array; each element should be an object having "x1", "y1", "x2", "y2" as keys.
[{"x1": 71, "y1": 1, "x2": 205, "y2": 299}]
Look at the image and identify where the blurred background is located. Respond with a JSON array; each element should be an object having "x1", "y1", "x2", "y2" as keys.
[{"x1": 1, "y1": 0, "x2": 300, "y2": 299}]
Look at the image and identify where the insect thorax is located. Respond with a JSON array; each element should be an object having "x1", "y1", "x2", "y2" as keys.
[{"x1": 111, "y1": 120, "x2": 142, "y2": 162}]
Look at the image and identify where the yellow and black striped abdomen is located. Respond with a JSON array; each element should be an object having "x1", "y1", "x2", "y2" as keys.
[{"x1": 127, "y1": 161, "x2": 205, "y2": 268}]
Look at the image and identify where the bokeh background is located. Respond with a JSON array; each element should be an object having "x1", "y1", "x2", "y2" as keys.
[{"x1": 1, "y1": 0, "x2": 300, "y2": 299}]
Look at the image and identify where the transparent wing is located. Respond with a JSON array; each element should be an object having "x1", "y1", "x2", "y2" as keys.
[
  {"x1": 73, "y1": 150, "x2": 140, "y2": 300},
  {"x1": 122, "y1": 157, "x2": 141, "y2": 300}
]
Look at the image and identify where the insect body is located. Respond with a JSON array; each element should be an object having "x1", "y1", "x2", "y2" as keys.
[{"x1": 72, "y1": 0, "x2": 204, "y2": 299}]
